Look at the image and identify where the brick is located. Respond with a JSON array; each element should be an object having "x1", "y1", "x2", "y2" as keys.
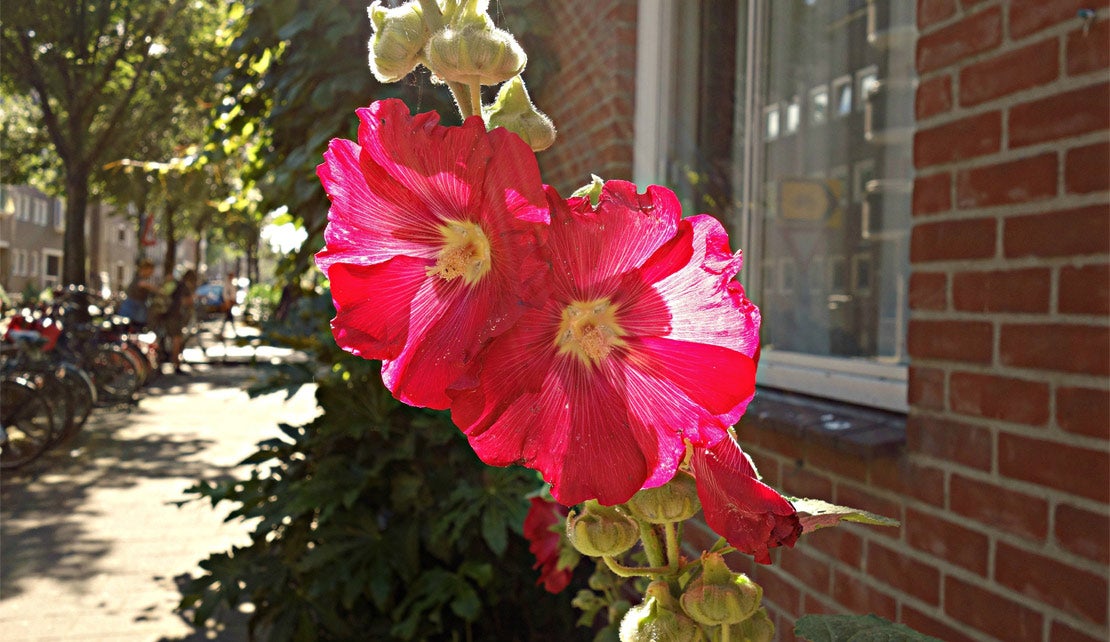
[
  {"x1": 918, "y1": 0, "x2": 957, "y2": 29},
  {"x1": 959, "y1": 39, "x2": 1059, "y2": 106},
  {"x1": 804, "y1": 441, "x2": 869, "y2": 483},
  {"x1": 780, "y1": 547, "x2": 832, "y2": 594},
  {"x1": 1065, "y1": 140, "x2": 1110, "y2": 194},
  {"x1": 944, "y1": 576, "x2": 1044, "y2": 641},
  {"x1": 831, "y1": 570, "x2": 896, "y2": 620},
  {"x1": 917, "y1": 7, "x2": 1003, "y2": 73},
  {"x1": 908, "y1": 365, "x2": 946, "y2": 410},
  {"x1": 1005, "y1": 204, "x2": 1110, "y2": 258},
  {"x1": 780, "y1": 462, "x2": 833, "y2": 500},
  {"x1": 1011, "y1": 0, "x2": 1110, "y2": 39},
  {"x1": 952, "y1": 267, "x2": 1052, "y2": 314},
  {"x1": 805, "y1": 527, "x2": 862, "y2": 567},
  {"x1": 999, "y1": 432, "x2": 1110, "y2": 502},
  {"x1": 870, "y1": 457, "x2": 946, "y2": 506},
  {"x1": 914, "y1": 111, "x2": 1002, "y2": 167},
  {"x1": 747, "y1": 566, "x2": 801, "y2": 617},
  {"x1": 747, "y1": 449, "x2": 782, "y2": 487},
  {"x1": 901, "y1": 605, "x2": 981, "y2": 642},
  {"x1": 916, "y1": 74, "x2": 953, "y2": 120},
  {"x1": 1055, "y1": 503, "x2": 1110, "y2": 564},
  {"x1": 1059, "y1": 264, "x2": 1110, "y2": 316},
  {"x1": 910, "y1": 218, "x2": 996, "y2": 263},
  {"x1": 1051, "y1": 621, "x2": 1108, "y2": 642},
  {"x1": 913, "y1": 172, "x2": 951, "y2": 216},
  {"x1": 949, "y1": 474, "x2": 1049, "y2": 540},
  {"x1": 1067, "y1": 18, "x2": 1110, "y2": 76},
  {"x1": 906, "y1": 319, "x2": 994, "y2": 364},
  {"x1": 906, "y1": 507, "x2": 990, "y2": 574},
  {"x1": 1010, "y1": 83, "x2": 1110, "y2": 148},
  {"x1": 999, "y1": 323, "x2": 1110, "y2": 375},
  {"x1": 995, "y1": 540, "x2": 1108, "y2": 624},
  {"x1": 909, "y1": 272, "x2": 947, "y2": 311},
  {"x1": 866, "y1": 541, "x2": 941, "y2": 604},
  {"x1": 1056, "y1": 385, "x2": 1110, "y2": 438},
  {"x1": 907, "y1": 415, "x2": 993, "y2": 471},
  {"x1": 949, "y1": 371, "x2": 1051, "y2": 426},
  {"x1": 956, "y1": 153, "x2": 1058, "y2": 208}
]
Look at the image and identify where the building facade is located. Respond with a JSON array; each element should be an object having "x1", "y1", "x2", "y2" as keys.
[{"x1": 537, "y1": 1, "x2": 1109, "y2": 641}]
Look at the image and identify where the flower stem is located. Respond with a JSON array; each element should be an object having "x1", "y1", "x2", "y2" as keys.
[
  {"x1": 601, "y1": 556, "x2": 672, "y2": 579},
  {"x1": 469, "y1": 82, "x2": 482, "y2": 120},
  {"x1": 720, "y1": 622, "x2": 731, "y2": 642},
  {"x1": 638, "y1": 521, "x2": 666, "y2": 569},
  {"x1": 664, "y1": 522, "x2": 681, "y2": 573}
]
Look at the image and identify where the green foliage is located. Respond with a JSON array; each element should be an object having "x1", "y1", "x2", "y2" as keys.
[
  {"x1": 787, "y1": 498, "x2": 901, "y2": 534},
  {"x1": 177, "y1": 290, "x2": 583, "y2": 640},
  {"x1": 795, "y1": 614, "x2": 942, "y2": 642}
]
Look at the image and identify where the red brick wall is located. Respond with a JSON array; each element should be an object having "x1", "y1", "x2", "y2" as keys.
[
  {"x1": 733, "y1": 3, "x2": 1110, "y2": 641},
  {"x1": 532, "y1": 0, "x2": 638, "y2": 195}
]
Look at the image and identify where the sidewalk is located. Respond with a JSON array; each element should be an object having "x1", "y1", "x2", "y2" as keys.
[{"x1": 0, "y1": 353, "x2": 319, "y2": 640}]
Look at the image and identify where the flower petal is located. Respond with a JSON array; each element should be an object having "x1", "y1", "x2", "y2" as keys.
[
  {"x1": 327, "y1": 257, "x2": 428, "y2": 360},
  {"x1": 691, "y1": 437, "x2": 801, "y2": 564}
]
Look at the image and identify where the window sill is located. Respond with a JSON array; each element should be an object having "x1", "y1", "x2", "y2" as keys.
[{"x1": 741, "y1": 387, "x2": 906, "y2": 459}]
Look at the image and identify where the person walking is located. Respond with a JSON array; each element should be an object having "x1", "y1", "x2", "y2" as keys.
[
  {"x1": 218, "y1": 272, "x2": 239, "y2": 339},
  {"x1": 159, "y1": 269, "x2": 198, "y2": 375},
  {"x1": 118, "y1": 258, "x2": 159, "y2": 331}
]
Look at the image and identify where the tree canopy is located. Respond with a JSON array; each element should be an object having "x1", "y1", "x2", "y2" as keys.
[{"x1": 1, "y1": 0, "x2": 232, "y2": 284}]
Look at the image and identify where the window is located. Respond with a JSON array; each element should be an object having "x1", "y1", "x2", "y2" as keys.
[
  {"x1": 14, "y1": 249, "x2": 26, "y2": 276},
  {"x1": 659, "y1": 0, "x2": 916, "y2": 412},
  {"x1": 44, "y1": 250, "x2": 62, "y2": 286}
]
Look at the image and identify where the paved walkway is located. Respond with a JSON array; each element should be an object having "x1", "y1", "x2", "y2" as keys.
[{"x1": 0, "y1": 352, "x2": 319, "y2": 641}]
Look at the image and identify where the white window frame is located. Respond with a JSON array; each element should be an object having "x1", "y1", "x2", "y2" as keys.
[{"x1": 636, "y1": 0, "x2": 908, "y2": 413}]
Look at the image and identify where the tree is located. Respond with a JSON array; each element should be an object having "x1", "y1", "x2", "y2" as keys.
[{"x1": 1, "y1": 0, "x2": 229, "y2": 285}]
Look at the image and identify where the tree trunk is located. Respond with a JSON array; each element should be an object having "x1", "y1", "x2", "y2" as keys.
[
  {"x1": 161, "y1": 203, "x2": 178, "y2": 277},
  {"x1": 62, "y1": 166, "x2": 90, "y2": 285}
]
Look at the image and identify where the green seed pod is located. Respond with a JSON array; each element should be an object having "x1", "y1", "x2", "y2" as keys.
[
  {"x1": 367, "y1": 1, "x2": 428, "y2": 83},
  {"x1": 565, "y1": 500, "x2": 640, "y2": 558},
  {"x1": 424, "y1": 11, "x2": 526, "y2": 86},
  {"x1": 625, "y1": 471, "x2": 700, "y2": 524},
  {"x1": 679, "y1": 553, "x2": 762, "y2": 626},
  {"x1": 619, "y1": 582, "x2": 704, "y2": 642},
  {"x1": 722, "y1": 608, "x2": 775, "y2": 642},
  {"x1": 483, "y1": 76, "x2": 556, "y2": 151}
]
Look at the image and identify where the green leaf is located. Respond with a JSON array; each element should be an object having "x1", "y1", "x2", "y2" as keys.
[
  {"x1": 787, "y1": 497, "x2": 901, "y2": 534},
  {"x1": 795, "y1": 614, "x2": 942, "y2": 641},
  {"x1": 481, "y1": 504, "x2": 509, "y2": 555}
]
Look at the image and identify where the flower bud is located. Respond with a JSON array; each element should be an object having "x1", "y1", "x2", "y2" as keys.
[
  {"x1": 679, "y1": 553, "x2": 762, "y2": 626},
  {"x1": 424, "y1": 8, "x2": 526, "y2": 86},
  {"x1": 367, "y1": 1, "x2": 428, "y2": 83},
  {"x1": 483, "y1": 76, "x2": 556, "y2": 151},
  {"x1": 722, "y1": 608, "x2": 775, "y2": 642},
  {"x1": 620, "y1": 581, "x2": 704, "y2": 642},
  {"x1": 566, "y1": 500, "x2": 639, "y2": 558},
  {"x1": 625, "y1": 471, "x2": 700, "y2": 524}
]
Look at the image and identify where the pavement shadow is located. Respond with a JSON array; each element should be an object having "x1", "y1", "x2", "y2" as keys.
[{"x1": 0, "y1": 364, "x2": 270, "y2": 603}]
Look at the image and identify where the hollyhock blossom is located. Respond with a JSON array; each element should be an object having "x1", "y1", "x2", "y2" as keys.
[
  {"x1": 450, "y1": 180, "x2": 761, "y2": 506},
  {"x1": 522, "y1": 496, "x2": 574, "y2": 593},
  {"x1": 690, "y1": 436, "x2": 802, "y2": 564},
  {"x1": 316, "y1": 98, "x2": 549, "y2": 409}
]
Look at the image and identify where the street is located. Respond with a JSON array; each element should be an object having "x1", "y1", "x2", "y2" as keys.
[{"x1": 0, "y1": 357, "x2": 318, "y2": 641}]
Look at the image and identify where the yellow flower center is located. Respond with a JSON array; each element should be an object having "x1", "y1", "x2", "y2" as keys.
[
  {"x1": 555, "y1": 298, "x2": 626, "y2": 365},
  {"x1": 426, "y1": 220, "x2": 492, "y2": 286}
]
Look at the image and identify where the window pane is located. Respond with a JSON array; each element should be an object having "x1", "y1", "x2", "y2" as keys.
[{"x1": 757, "y1": 0, "x2": 914, "y2": 363}]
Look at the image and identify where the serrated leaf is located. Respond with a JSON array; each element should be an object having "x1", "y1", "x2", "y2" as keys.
[
  {"x1": 481, "y1": 505, "x2": 508, "y2": 555},
  {"x1": 795, "y1": 614, "x2": 942, "y2": 641},
  {"x1": 787, "y1": 497, "x2": 900, "y2": 534}
]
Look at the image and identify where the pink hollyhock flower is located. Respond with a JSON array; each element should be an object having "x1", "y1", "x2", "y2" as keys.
[
  {"x1": 315, "y1": 99, "x2": 550, "y2": 409},
  {"x1": 690, "y1": 436, "x2": 801, "y2": 564},
  {"x1": 522, "y1": 496, "x2": 574, "y2": 593},
  {"x1": 450, "y1": 180, "x2": 761, "y2": 506}
]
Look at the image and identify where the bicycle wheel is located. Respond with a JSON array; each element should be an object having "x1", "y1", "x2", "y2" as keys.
[
  {"x1": 56, "y1": 362, "x2": 96, "y2": 433},
  {"x1": 1, "y1": 377, "x2": 56, "y2": 469},
  {"x1": 21, "y1": 369, "x2": 74, "y2": 446},
  {"x1": 88, "y1": 345, "x2": 142, "y2": 404}
]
